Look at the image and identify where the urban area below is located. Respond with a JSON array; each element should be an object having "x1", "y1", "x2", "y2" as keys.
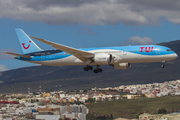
[{"x1": 1, "y1": 80, "x2": 180, "y2": 120}]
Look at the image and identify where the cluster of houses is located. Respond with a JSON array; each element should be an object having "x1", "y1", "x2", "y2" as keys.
[
  {"x1": 92, "y1": 80, "x2": 180, "y2": 99},
  {"x1": 42, "y1": 92, "x2": 121, "y2": 103},
  {"x1": 0, "y1": 94, "x2": 88, "y2": 120},
  {"x1": 139, "y1": 113, "x2": 180, "y2": 120},
  {"x1": 1, "y1": 80, "x2": 180, "y2": 120}
]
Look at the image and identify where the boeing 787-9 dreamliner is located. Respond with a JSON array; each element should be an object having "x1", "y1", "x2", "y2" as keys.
[{"x1": 4, "y1": 29, "x2": 178, "y2": 73}]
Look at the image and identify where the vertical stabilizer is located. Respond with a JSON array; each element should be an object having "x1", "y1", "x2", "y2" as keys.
[{"x1": 15, "y1": 29, "x2": 42, "y2": 54}]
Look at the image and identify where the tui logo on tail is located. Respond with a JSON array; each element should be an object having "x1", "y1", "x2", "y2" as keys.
[{"x1": 22, "y1": 41, "x2": 31, "y2": 49}]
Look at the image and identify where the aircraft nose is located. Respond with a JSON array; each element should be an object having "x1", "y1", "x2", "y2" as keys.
[
  {"x1": 175, "y1": 53, "x2": 178, "y2": 58},
  {"x1": 173, "y1": 53, "x2": 178, "y2": 59}
]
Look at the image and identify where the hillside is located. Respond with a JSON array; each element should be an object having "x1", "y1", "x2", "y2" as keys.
[
  {"x1": 0, "y1": 40, "x2": 180, "y2": 93},
  {"x1": 86, "y1": 96, "x2": 180, "y2": 119}
]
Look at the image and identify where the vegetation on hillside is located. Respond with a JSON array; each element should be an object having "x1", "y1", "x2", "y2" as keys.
[{"x1": 86, "y1": 96, "x2": 180, "y2": 119}]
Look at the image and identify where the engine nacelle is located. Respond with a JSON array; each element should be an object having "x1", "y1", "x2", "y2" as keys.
[
  {"x1": 113, "y1": 63, "x2": 131, "y2": 69},
  {"x1": 93, "y1": 53, "x2": 113, "y2": 64}
]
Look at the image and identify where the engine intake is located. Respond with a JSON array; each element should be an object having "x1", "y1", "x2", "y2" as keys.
[
  {"x1": 93, "y1": 53, "x2": 113, "y2": 64},
  {"x1": 113, "y1": 63, "x2": 131, "y2": 69}
]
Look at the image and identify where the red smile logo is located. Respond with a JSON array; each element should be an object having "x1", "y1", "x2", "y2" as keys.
[{"x1": 22, "y1": 41, "x2": 31, "y2": 49}]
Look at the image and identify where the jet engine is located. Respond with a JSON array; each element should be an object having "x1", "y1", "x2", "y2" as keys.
[
  {"x1": 113, "y1": 63, "x2": 131, "y2": 69},
  {"x1": 93, "y1": 53, "x2": 113, "y2": 64}
]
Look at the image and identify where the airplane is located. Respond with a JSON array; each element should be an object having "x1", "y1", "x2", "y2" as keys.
[{"x1": 4, "y1": 29, "x2": 178, "y2": 73}]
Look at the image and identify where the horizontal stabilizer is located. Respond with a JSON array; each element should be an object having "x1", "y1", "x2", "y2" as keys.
[{"x1": 3, "y1": 52, "x2": 32, "y2": 58}]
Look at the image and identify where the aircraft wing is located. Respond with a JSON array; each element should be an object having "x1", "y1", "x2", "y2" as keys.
[
  {"x1": 3, "y1": 52, "x2": 32, "y2": 58},
  {"x1": 30, "y1": 36, "x2": 94, "y2": 62}
]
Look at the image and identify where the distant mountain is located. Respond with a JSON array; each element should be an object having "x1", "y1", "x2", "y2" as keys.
[{"x1": 0, "y1": 40, "x2": 180, "y2": 93}]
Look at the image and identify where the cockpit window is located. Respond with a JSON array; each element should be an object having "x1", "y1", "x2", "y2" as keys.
[{"x1": 167, "y1": 49, "x2": 173, "y2": 51}]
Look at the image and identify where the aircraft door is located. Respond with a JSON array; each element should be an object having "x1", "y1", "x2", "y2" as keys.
[
  {"x1": 156, "y1": 48, "x2": 160, "y2": 54},
  {"x1": 123, "y1": 49, "x2": 127, "y2": 55},
  {"x1": 41, "y1": 53, "x2": 45, "y2": 59}
]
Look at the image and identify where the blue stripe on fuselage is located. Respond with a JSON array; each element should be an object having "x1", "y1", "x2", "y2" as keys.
[
  {"x1": 17, "y1": 52, "x2": 71, "y2": 61},
  {"x1": 17, "y1": 45, "x2": 175, "y2": 61}
]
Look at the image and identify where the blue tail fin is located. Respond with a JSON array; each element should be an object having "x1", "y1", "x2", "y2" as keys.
[{"x1": 15, "y1": 29, "x2": 42, "y2": 54}]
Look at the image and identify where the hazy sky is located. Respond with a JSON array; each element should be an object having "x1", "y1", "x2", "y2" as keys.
[{"x1": 1, "y1": 0, "x2": 180, "y2": 71}]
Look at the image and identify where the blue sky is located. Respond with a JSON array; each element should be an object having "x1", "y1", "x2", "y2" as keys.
[{"x1": 0, "y1": 0, "x2": 180, "y2": 71}]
